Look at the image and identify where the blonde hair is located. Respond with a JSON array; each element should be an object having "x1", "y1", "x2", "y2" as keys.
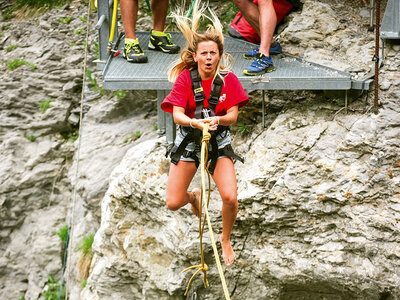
[{"x1": 168, "y1": 0, "x2": 233, "y2": 82}]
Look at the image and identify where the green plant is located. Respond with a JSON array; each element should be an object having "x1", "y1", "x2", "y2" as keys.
[
  {"x1": 16, "y1": 0, "x2": 70, "y2": 7},
  {"x1": 25, "y1": 134, "x2": 37, "y2": 142},
  {"x1": 153, "y1": 123, "x2": 158, "y2": 131},
  {"x1": 39, "y1": 99, "x2": 54, "y2": 114},
  {"x1": 77, "y1": 234, "x2": 94, "y2": 256},
  {"x1": 219, "y1": 2, "x2": 239, "y2": 33},
  {"x1": 5, "y1": 44, "x2": 17, "y2": 52},
  {"x1": 18, "y1": 297, "x2": 25, "y2": 300},
  {"x1": 43, "y1": 275, "x2": 65, "y2": 300},
  {"x1": 86, "y1": 70, "x2": 106, "y2": 95},
  {"x1": 93, "y1": 41, "x2": 99, "y2": 59},
  {"x1": 60, "y1": 128, "x2": 79, "y2": 142},
  {"x1": 74, "y1": 27, "x2": 85, "y2": 36},
  {"x1": 81, "y1": 280, "x2": 87, "y2": 288},
  {"x1": 134, "y1": 131, "x2": 141, "y2": 139},
  {"x1": 113, "y1": 90, "x2": 126, "y2": 100},
  {"x1": 2, "y1": 8, "x2": 14, "y2": 20},
  {"x1": 70, "y1": 42, "x2": 77, "y2": 46},
  {"x1": 76, "y1": 234, "x2": 95, "y2": 281},
  {"x1": 2, "y1": 23, "x2": 12, "y2": 31},
  {"x1": 80, "y1": 16, "x2": 87, "y2": 23},
  {"x1": 7, "y1": 59, "x2": 36, "y2": 71},
  {"x1": 237, "y1": 123, "x2": 249, "y2": 135},
  {"x1": 67, "y1": 130, "x2": 79, "y2": 142},
  {"x1": 57, "y1": 225, "x2": 69, "y2": 244},
  {"x1": 58, "y1": 17, "x2": 72, "y2": 23}
]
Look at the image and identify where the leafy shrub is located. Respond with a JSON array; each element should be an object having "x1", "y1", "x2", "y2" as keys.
[{"x1": 57, "y1": 225, "x2": 69, "y2": 244}]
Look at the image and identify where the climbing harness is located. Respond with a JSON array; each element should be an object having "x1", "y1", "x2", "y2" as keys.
[
  {"x1": 169, "y1": 69, "x2": 243, "y2": 174},
  {"x1": 182, "y1": 121, "x2": 230, "y2": 300}
]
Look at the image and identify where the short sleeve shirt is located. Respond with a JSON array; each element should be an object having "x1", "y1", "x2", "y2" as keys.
[{"x1": 161, "y1": 69, "x2": 248, "y2": 117}]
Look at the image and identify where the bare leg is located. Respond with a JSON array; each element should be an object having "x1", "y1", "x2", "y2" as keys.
[
  {"x1": 258, "y1": 0, "x2": 277, "y2": 57},
  {"x1": 212, "y1": 157, "x2": 238, "y2": 266},
  {"x1": 120, "y1": 0, "x2": 139, "y2": 39},
  {"x1": 151, "y1": 0, "x2": 169, "y2": 31},
  {"x1": 165, "y1": 161, "x2": 200, "y2": 217},
  {"x1": 233, "y1": 0, "x2": 261, "y2": 34},
  {"x1": 233, "y1": 0, "x2": 277, "y2": 54}
]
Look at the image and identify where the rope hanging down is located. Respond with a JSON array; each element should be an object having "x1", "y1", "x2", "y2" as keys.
[
  {"x1": 60, "y1": 2, "x2": 93, "y2": 299},
  {"x1": 182, "y1": 123, "x2": 230, "y2": 300}
]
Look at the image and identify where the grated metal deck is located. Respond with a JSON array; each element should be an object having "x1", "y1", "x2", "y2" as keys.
[{"x1": 102, "y1": 32, "x2": 369, "y2": 91}]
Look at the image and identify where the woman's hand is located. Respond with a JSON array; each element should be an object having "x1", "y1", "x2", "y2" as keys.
[
  {"x1": 204, "y1": 116, "x2": 219, "y2": 131},
  {"x1": 192, "y1": 118, "x2": 218, "y2": 131}
]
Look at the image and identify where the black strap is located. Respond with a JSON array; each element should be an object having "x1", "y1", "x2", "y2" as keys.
[
  {"x1": 208, "y1": 75, "x2": 224, "y2": 117},
  {"x1": 189, "y1": 68, "x2": 225, "y2": 118},
  {"x1": 190, "y1": 68, "x2": 205, "y2": 119},
  {"x1": 170, "y1": 130, "x2": 195, "y2": 165}
]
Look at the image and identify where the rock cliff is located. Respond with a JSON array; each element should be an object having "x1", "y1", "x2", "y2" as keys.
[{"x1": 1, "y1": 0, "x2": 399, "y2": 299}]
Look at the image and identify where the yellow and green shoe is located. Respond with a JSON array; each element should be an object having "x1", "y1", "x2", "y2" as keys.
[
  {"x1": 123, "y1": 38, "x2": 148, "y2": 63},
  {"x1": 148, "y1": 30, "x2": 180, "y2": 54}
]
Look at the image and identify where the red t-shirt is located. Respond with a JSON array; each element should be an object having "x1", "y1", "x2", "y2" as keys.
[{"x1": 161, "y1": 69, "x2": 248, "y2": 117}]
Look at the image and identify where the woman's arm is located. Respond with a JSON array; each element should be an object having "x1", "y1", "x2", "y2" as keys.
[
  {"x1": 173, "y1": 104, "x2": 239, "y2": 131},
  {"x1": 172, "y1": 106, "x2": 192, "y2": 127},
  {"x1": 173, "y1": 106, "x2": 209, "y2": 130},
  {"x1": 213, "y1": 105, "x2": 239, "y2": 126}
]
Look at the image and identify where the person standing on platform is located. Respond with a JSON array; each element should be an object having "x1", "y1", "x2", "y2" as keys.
[
  {"x1": 233, "y1": 0, "x2": 282, "y2": 75},
  {"x1": 121, "y1": 0, "x2": 180, "y2": 63}
]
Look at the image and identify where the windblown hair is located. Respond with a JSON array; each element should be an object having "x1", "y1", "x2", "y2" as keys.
[{"x1": 168, "y1": 0, "x2": 233, "y2": 82}]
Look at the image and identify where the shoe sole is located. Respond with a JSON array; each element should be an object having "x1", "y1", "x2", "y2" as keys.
[
  {"x1": 148, "y1": 44, "x2": 179, "y2": 54},
  {"x1": 243, "y1": 67, "x2": 276, "y2": 76},
  {"x1": 123, "y1": 52, "x2": 148, "y2": 63}
]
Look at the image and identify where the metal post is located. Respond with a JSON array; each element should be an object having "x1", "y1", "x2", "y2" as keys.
[
  {"x1": 369, "y1": 0, "x2": 375, "y2": 31},
  {"x1": 262, "y1": 90, "x2": 265, "y2": 128},
  {"x1": 157, "y1": 90, "x2": 166, "y2": 135},
  {"x1": 374, "y1": 0, "x2": 381, "y2": 114},
  {"x1": 165, "y1": 112, "x2": 176, "y2": 145},
  {"x1": 97, "y1": 0, "x2": 110, "y2": 68}
]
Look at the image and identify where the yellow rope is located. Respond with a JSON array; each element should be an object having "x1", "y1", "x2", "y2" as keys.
[{"x1": 182, "y1": 123, "x2": 230, "y2": 300}]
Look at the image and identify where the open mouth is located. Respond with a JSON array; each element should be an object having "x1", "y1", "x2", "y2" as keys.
[{"x1": 206, "y1": 63, "x2": 212, "y2": 68}]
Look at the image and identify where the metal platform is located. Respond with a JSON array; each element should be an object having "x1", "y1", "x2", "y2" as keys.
[
  {"x1": 102, "y1": 32, "x2": 369, "y2": 91},
  {"x1": 98, "y1": 31, "x2": 374, "y2": 144},
  {"x1": 380, "y1": 0, "x2": 400, "y2": 39}
]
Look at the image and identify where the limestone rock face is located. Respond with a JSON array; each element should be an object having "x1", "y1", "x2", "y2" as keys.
[
  {"x1": 1, "y1": 0, "x2": 400, "y2": 299},
  {"x1": 81, "y1": 0, "x2": 400, "y2": 299}
]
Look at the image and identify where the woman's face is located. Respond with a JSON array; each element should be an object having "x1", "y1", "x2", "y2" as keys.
[{"x1": 193, "y1": 40, "x2": 220, "y2": 80}]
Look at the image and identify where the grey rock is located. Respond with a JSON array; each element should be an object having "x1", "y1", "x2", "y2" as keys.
[{"x1": 1, "y1": 1, "x2": 400, "y2": 300}]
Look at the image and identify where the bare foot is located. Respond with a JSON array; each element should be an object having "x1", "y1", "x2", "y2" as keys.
[
  {"x1": 189, "y1": 188, "x2": 201, "y2": 218},
  {"x1": 220, "y1": 236, "x2": 236, "y2": 266}
]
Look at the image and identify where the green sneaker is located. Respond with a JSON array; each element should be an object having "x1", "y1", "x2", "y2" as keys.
[
  {"x1": 148, "y1": 30, "x2": 180, "y2": 54},
  {"x1": 123, "y1": 38, "x2": 148, "y2": 63}
]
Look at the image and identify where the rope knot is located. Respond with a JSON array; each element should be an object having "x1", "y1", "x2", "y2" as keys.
[{"x1": 202, "y1": 132, "x2": 211, "y2": 143}]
